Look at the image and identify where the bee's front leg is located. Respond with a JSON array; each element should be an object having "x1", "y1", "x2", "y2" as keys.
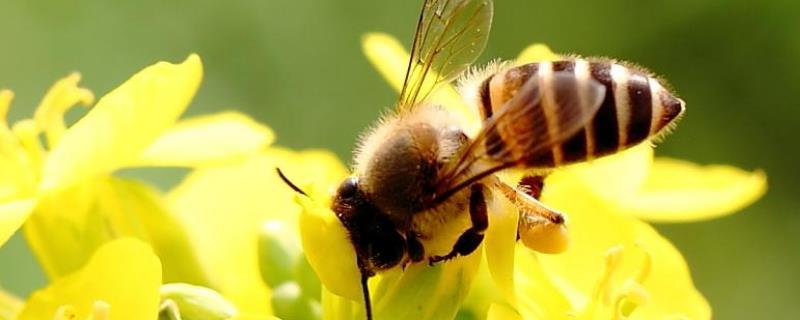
[
  {"x1": 403, "y1": 232, "x2": 425, "y2": 269},
  {"x1": 429, "y1": 183, "x2": 488, "y2": 265}
]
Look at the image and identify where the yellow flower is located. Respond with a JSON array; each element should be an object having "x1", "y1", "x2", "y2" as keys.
[
  {"x1": 16, "y1": 238, "x2": 162, "y2": 320},
  {"x1": 0, "y1": 55, "x2": 277, "y2": 317},
  {"x1": 290, "y1": 33, "x2": 765, "y2": 320},
  {"x1": 165, "y1": 147, "x2": 346, "y2": 316},
  {"x1": 8, "y1": 239, "x2": 270, "y2": 320}
]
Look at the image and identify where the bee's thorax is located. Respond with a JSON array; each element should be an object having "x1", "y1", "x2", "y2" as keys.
[{"x1": 354, "y1": 105, "x2": 468, "y2": 227}]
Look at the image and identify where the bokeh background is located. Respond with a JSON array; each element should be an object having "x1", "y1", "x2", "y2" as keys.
[{"x1": 0, "y1": 0, "x2": 797, "y2": 318}]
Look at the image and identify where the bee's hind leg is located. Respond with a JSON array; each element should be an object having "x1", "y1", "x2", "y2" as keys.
[
  {"x1": 429, "y1": 183, "x2": 488, "y2": 266},
  {"x1": 516, "y1": 174, "x2": 546, "y2": 240},
  {"x1": 518, "y1": 175, "x2": 545, "y2": 199}
]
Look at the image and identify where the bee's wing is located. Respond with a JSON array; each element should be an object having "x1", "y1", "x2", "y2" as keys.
[
  {"x1": 433, "y1": 71, "x2": 606, "y2": 201},
  {"x1": 398, "y1": 0, "x2": 493, "y2": 110}
]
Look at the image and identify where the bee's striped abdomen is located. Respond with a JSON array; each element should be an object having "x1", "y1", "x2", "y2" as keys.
[{"x1": 479, "y1": 58, "x2": 685, "y2": 168}]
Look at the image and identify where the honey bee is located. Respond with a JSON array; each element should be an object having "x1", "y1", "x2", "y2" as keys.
[{"x1": 279, "y1": 0, "x2": 684, "y2": 318}]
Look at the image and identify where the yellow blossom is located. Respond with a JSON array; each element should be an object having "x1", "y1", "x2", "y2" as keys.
[
  {"x1": 17, "y1": 238, "x2": 162, "y2": 320},
  {"x1": 165, "y1": 147, "x2": 346, "y2": 316},
  {"x1": 0, "y1": 32, "x2": 762, "y2": 320},
  {"x1": 0, "y1": 55, "x2": 278, "y2": 318}
]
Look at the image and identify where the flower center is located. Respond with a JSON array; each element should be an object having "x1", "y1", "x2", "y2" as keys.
[
  {"x1": 52, "y1": 300, "x2": 109, "y2": 320},
  {"x1": 579, "y1": 243, "x2": 654, "y2": 320},
  {"x1": 0, "y1": 74, "x2": 94, "y2": 200}
]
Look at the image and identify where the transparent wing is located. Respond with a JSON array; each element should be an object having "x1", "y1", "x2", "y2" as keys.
[
  {"x1": 431, "y1": 71, "x2": 606, "y2": 202},
  {"x1": 482, "y1": 71, "x2": 606, "y2": 164},
  {"x1": 398, "y1": 0, "x2": 494, "y2": 109}
]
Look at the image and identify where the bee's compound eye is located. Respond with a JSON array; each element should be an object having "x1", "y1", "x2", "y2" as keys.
[
  {"x1": 336, "y1": 177, "x2": 360, "y2": 199},
  {"x1": 369, "y1": 232, "x2": 406, "y2": 269}
]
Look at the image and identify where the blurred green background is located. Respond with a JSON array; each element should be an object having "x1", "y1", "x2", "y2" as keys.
[{"x1": 0, "y1": 0, "x2": 797, "y2": 318}]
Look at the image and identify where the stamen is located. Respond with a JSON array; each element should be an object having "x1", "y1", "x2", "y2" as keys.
[
  {"x1": 614, "y1": 281, "x2": 650, "y2": 319},
  {"x1": 633, "y1": 242, "x2": 653, "y2": 283},
  {"x1": 33, "y1": 73, "x2": 94, "y2": 149},
  {"x1": 594, "y1": 245, "x2": 623, "y2": 304},
  {"x1": 579, "y1": 245, "x2": 624, "y2": 320},
  {"x1": 52, "y1": 305, "x2": 77, "y2": 320},
  {"x1": 88, "y1": 300, "x2": 110, "y2": 320},
  {"x1": 11, "y1": 119, "x2": 45, "y2": 185},
  {"x1": 577, "y1": 244, "x2": 656, "y2": 319}
]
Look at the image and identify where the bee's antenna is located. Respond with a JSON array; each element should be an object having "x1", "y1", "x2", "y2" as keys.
[
  {"x1": 275, "y1": 167, "x2": 308, "y2": 196},
  {"x1": 361, "y1": 271, "x2": 373, "y2": 320}
]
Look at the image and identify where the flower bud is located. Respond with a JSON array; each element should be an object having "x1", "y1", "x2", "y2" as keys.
[
  {"x1": 258, "y1": 220, "x2": 301, "y2": 287},
  {"x1": 271, "y1": 282, "x2": 321, "y2": 320},
  {"x1": 159, "y1": 283, "x2": 237, "y2": 320}
]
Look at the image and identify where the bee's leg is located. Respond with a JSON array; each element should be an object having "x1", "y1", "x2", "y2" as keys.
[
  {"x1": 429, "y1": 183, "x2": 488, "y2": 265},
  {"x1": 516, "y1": 174, "x2": 546, "y2": 240},
  {"x1": 518, "y1": 175, "x2": 545, "y2": 199},
  {"x1": 407, "y1": 232, "x2": 425, "y2": 263}
]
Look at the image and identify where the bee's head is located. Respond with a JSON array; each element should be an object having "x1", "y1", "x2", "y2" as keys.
[
  {"x1": 332, "y1": 176, "x2": 406, "y2": 273},
  {"x1": 332, "y1": 176, "x2": 407, "y2": 320},
  {"x1": 278, "y1": 169, "x2": 404, "y2": 318}
]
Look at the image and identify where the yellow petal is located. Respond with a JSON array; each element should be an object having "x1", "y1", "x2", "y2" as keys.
[
  {"x1": 0, "y1": 91, "x2": 37, "y2": 203},
  {"x1": 516, "y1": 44, "x2": 560, "y2": 64},
  {"x1": 98, "y1": 178, "x2": 210, "y2": 286},
  {"x1": 487, "y1": 303, "x2": 522, "y2": 320},
  {"x1": 371, "y1": 247, "x2": 482, "y2": 320},
  {"x1": 136, "y1": 112, "x2": 274, "y2": 167},
  {"x1": 298, "y1": 196, "x2": 361, "y2": 302},
  {"x1": 0, "y1": 198, "x2": 36, "y2": 247},
  {"x1": 320, "y1": 284, "x2": 357, "y2": 320},
  {"x1": 619, "y1": 158, "x2": 767, "y2": 222},
  {"x1": 361, "y1": 33, "x2": 411, "y2": 95},
  {"x1": 538, "y1": 186, "x2": 710, "y2": 319},
  {"x1": 40, "y1": 54, "x2": 203, "y2": 192},
  {"x1": 24, "y1": 181, "x2": 99, "y2": 278},
  {"x1": 17, "y1": 238, "x2": 162, "y2": 320},
  {"x1": 512, "y1": 247, "x2": 571, "y2": 319},
  {"x1": 484, "y1": 187, "x2": 520, "y2": 306},
  {"x1": 229, "y1": 315, "x2": 282, "y2": 320},
  {"x1": 547, "y1": 144, "x2": 653, "y2": 204},
  {"x1": 167, "y1": 147, "x2": 346, "y2": 315},
  {"x1": 361, "y1": 33, "x2": 474, "y2": 124},
  {"x1": 0, "y1": 286, "x2": 22, "y2": 320},
  {"x1": 24, "y1": 177, "x2": 207, "y2": 284},
  {"x1": 458, "y1": 259, "x2": 503, "y2": 319},
  {"x1": 32, "y1": 73, "x2": 95, "y2": 148}
]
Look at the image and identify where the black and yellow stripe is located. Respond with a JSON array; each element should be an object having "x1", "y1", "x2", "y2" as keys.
[{"x1": 478, "y1": 58, "x2": 685, "y2": 168}]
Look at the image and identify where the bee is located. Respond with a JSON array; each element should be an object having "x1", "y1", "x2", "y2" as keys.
[{"x1": 279, "y1": 0, "x2": 684, "y2": 318}]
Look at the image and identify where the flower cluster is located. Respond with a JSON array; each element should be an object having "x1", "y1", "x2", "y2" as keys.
[{"x1": 0, "y1": 37, "x2": 765, "y2": 320}]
